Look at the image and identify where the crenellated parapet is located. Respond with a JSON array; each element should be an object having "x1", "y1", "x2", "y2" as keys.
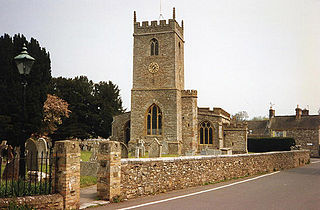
[
  {"x1": 224, "y1": 122, "x2": 248, "y2": 130},
  {"x1": 181, "y1": 89, "x2": 197, "y2": 98},
  {"x1": 198, "y1": 107, "x2": 231, "y2": 119},
  {"x1": 133, "y1": 9, "x2": 184, "y2": 39}
]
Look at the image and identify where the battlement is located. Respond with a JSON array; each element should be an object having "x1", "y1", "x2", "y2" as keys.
[
  {"x1": 224, "y1": 122, "x2": 248, "y2": 129},
  {"x1": 133, "y1": 9, "x2": 184, "y2": 39},
  {"x1": 198, "y1": 107, "x2": 231, "y2": 118},
  {"x1": 181, "y1": 90, "x2": 197, "y2": 97}
]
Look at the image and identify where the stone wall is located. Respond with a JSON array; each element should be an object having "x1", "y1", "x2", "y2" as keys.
[
  {"x1": 54, "y1": 140, "x2": 80, "y2": 209},
  {"x1": 285, "y1": 128, "x2": 320, "y2": 157},
  {"x1": 197, "y1": 108, "x2": 231, "y2": 151},
  {"x1": 80, "y1": 161, "x2": 99, "y2": 176},
  {"x1": 0, "y1": 140, "x2": 80, "y2": 209},
  {"x1": 224, "y1": 123, "x2": 248, "y2": 153},
  {"x1": 111, "y1": 112, "x2": 131, "y2": 144},
  {"x1": 130, "y1": 89, "x2": 182, "y2": 155},
  {"x1": 0, "y1": 194, "x2": 63, "y2": 210},
  {"x1": 120, "y1": 150, "x2": 309, "y2": 199},
  {"x1": 181, "y1": 90, "x2": 198, "y2": 155}
]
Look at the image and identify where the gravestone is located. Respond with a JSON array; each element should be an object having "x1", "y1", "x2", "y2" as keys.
[
  {"x1": 2, "y1": 145, "x2": 19, "y2": 180},
  {"x1": 135, "y1": 139, "x2": 145, "y2": 158},
  {"x1": 26, "y1": 139, "x2": 38, "y2": 171},
  {"x1": 120, "y1": 142, "x2": 128, "y2": 158},
  {"x1": 0, "y1": 141, "x2": 7, "y2": 161},
  {"x1": 161, "y1": 140, "x2": 169, "y2": 155},
  {"x1": 184, "y1": 149, "x2": 196, "y2": 156},
  {"x1": 83, "y1": 144, "x2": 87, "y2": 151},
  {"x1": 149, "y1": 138, "x2": 162, "y2": 158},
  {"x1": 37, "y1": 138, "x2": 48, "y2": 164},
  {"x1": 89, "y1": 142, "x2": 99, "y2": 162}
]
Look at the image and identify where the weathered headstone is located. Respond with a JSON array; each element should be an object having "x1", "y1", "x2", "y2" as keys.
[
  {"x1": 2, "y1": 145, "x2": 19, "y2": 180},
  {"x1": 37, "y1": 138, "x2": 48, "y2": 164},
  {"x1": 89, "y1": 142, "x2": 99, "y2": 162},
  {"x1": 184, "y1": 149, "x2": 196, "y2": 156},
  {"x1": 149, "y1": 138, "x2": 162, "y2": 158},
  {"x1": 83, "y1": 144, "x2": 87, "y2": 151},
  {"x1": 120, "y1": 142, "x2": 128, "y2": 158},
  {"x1": 26, "y1": 139, "x2": 38, "y2": 171},
  {"x1": 161, "y1": 140, "x2": 169, "y2": 155},
  {"x1": 220, "y1": 148, "x2": 232, "y2": 155},
  {"x1": 134, "y1": 139, "x2": 145, "y2": 158}
]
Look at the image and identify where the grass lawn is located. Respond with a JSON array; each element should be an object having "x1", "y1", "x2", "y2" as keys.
[
  {"x1": 80, "y1": 176, "x2": 97, "y2": 188},
  {"x1": 81, "y1": 151, "x2": 92, "y2": 162}
]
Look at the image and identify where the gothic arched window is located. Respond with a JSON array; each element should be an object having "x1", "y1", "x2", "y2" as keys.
[
  {"x1": 146, "y1": 104, "x2": 162, "y2": 135},
  {"x1": 199, "y1": 121, "x2": 213, "y2": 145},
  {"x1": 150, "y1": 38, "x2": 159, "y2": 56}
]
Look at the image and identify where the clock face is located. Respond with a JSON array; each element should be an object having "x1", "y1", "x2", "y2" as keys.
[{"x1": 148, "y1": 62, "x2": 159, "y2": 73}]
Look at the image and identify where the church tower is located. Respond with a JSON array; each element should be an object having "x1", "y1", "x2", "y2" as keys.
[{"x1": 130, "y1": 8, "x2": 185, "y2": 154}]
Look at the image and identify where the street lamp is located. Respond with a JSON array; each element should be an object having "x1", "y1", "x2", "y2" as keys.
[{"x1": 14, "y1": 43, "x2": 35, "y2": 178}]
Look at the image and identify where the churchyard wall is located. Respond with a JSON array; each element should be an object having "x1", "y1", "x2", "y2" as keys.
[
  {"x1": 283, "y1": 128, "x2": 319, "y2": 157},
  {"x1": 120, "y1": 150, "x2": 309, "y2": 199},
  {"x1": 0, "y1": 194, "x2": 63, "y2": 209},
  {"x1": 0, "y1": 140, "x2": 80, "y2": 209}
]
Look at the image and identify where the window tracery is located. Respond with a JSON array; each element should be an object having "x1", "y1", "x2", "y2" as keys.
[
  {"x1": 199, "y1": 121, "x2": 213, "y2": 145},
  {"x1": 151, "y1": 38, "x2": 159, "y2": 56},
  {"x1": 146, "y1": 104, "x2": 162, "y2": 135}
]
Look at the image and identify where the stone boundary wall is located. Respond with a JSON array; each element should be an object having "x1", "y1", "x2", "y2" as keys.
[
  {"x1": 81, "y1": 161, "x2": 99, "y2": 176},
  {"x1": 0, "y1": 194, "x2": 63, "y2": 209},
  {"x1": 0, "y1": 140, "x2": 80, "y2": 209},
  {"x1": 120, "y1": 150, "x2": 309, "y2": 199}
]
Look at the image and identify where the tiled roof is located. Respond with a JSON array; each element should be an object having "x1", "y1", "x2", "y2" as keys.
[{"x1": 269, "y1": 115, "x2": 320, "y2": 130}]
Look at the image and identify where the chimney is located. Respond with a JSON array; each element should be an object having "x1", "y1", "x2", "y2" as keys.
[
  {"x1": 302, "y1": 108, "x2": 309, "y2": 116},
  {"x1": 269, "y1": 107, "x2": 275, "y2": 119},
  {"x1": 295, "y1": 105, "x2": 302, "y2": 120}
]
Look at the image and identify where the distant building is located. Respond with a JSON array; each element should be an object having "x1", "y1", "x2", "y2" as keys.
[
  {"x1": 248, "y1": 106, "x2": 320, "y2": 157},
  {"x1": 111, "y1": 8, "x2": 248, "y2": 155}
]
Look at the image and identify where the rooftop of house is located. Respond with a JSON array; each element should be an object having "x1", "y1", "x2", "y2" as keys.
[{"x1": 248, "y1": 107, "x2": 320, "y2": 133}]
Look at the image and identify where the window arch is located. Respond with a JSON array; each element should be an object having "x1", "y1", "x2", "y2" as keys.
[
  {"x1": 199, "y1": 121, "x2": 213, "y2": 145},
  {"x1": 150, "y1": 38, "x2": 159, "y2": 56},
  {"x1": 146, "y1": 104, "x2": 162, "y2": 135}
]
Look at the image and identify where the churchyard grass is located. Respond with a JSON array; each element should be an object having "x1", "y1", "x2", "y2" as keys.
[
  {"x1": 0, "y1": 179, "x2": 51, "y2": 198},
  {"x1": 81, "y1": 151, "x2": 92, "y2": 162},
  {"x1": 80, "y1": 176, "x2": 97, "y2": 188}
]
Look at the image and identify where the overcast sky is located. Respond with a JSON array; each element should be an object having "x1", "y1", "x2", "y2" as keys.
[{"x1": 1, "y1": 0, "x2": 319, "y2": 118}]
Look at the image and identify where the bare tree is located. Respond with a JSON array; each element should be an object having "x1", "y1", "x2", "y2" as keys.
[{"x1": 232, "y1": 111, "x2": 249, "y2": 122}]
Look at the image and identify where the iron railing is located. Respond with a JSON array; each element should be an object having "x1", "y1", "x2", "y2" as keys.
[{"x1": 0, "y1": 149, "x2": 55, "y2": 198}]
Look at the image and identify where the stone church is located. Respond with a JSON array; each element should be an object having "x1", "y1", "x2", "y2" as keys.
[{"x1": 111, "y1": 8, "x2": 248, "y2": 155}]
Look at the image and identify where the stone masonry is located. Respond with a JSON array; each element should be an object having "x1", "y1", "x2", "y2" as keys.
[
  {"x1": 120, "y1": 150, "x2": 309, "y2": 199},
  {"x1": 224, "y1": 122, "x2": 248, "y2": 153},
  {"x1": 97, "y1": 141, "x2": 121, "y2": 201},
  {"x1": 54, "y1": 140, "x2": 80, "y2": 210},
  {"x1": 130, "y1": 9, "x2": 185, "y2": 155},
  {"x1": 112, "y1": 8, "x2": 248, "y2": 156}
]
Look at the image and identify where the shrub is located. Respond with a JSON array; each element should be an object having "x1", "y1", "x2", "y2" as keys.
[{"x1": 248, "y1": 137, "x2": 295, "y2": 153}]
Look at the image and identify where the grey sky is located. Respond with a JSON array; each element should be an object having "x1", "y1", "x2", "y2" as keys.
[{"x1": 1, "y1": 0, "x2": 319, "y2": 118}]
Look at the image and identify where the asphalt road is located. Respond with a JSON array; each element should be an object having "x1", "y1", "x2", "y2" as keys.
[{"x1": 94, "y1": 158, "x2": 320, "y2": 210}]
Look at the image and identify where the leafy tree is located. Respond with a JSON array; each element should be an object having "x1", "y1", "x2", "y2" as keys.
[
  {"x1": 0, "y1": 34, "x2": 51, "y2": 146},
  {"x1": 232, "y1": 111, "x2": 249, "y2": 122},
  {"x1": 49, "y1": 76, "x2": 124, "y2": 140},
  {"x1": 38, "y1": 94, "x2": 71, "y2": 136},
  {"x1": 251, "y1": 116, "x2": 268, "y2": 121},
  {"x1": 49, "y1": 76, "x2": 94, "y2": 140},
  {"x1": 92, "y1": 81, "x2": 124, "y2": 138}
]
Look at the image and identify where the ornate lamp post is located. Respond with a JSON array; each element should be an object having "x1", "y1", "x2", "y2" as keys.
[{"x1": 14, "y1": 44, "x2": 35, "y2": 177}]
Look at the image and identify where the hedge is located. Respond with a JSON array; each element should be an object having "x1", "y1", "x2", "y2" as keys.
[{"x1": 248, "y1": 137, "x2": 295, "y2": 153}]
